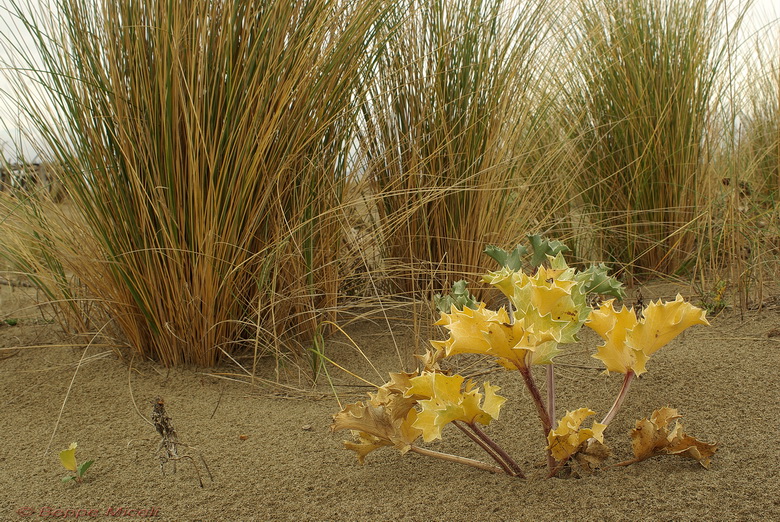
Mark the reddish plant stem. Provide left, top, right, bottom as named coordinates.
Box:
left=545, top=363, right=557, bottom=471
left=546, top=364, right=556, bottom=427
left=517, top=358, right=553, bottom=435
left=517, top=354, right=554, bottom=469
left=546, top=458, right=567, bottom=479
left=453, top=421, right=516, bottom=476
left=467, top=422, right=526, bottom=478
left=408, top=445, right=504, bottom=474
left=600, top=370, right=635, bottom=427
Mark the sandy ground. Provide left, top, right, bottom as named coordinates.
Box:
left=0, top=281, right=779, bottom=521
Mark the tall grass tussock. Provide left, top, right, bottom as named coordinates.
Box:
left=1, top=0, right=387, bottom=367
left=358, top=0, right=570, bottom=297
left=0, top=0, right=778, bottom=372
left=564, top=0, right=741, bottom=279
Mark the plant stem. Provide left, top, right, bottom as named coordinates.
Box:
left=408, top=445, right=504, bottom=474
left=546, top=363, right=557, bottom=471
left=600, top=370, right=635, bottom=427
left=465, top=421, right=526, bottom=478
left=518, top=357, right=553, bottom=435
left=613, top=458, right=641, bottom=467
left=546, top=459, right=568, bottom=479
left=517, top=353, right=554, bottom=469
left=546, top=364, right=556, bottom=426
left=453, top=421, right=515, bottom=476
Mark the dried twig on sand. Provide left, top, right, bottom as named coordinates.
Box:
left=150, top=397, right=212, bottom=487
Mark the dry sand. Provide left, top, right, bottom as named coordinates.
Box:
left=1, top=282, right=779, bottom=521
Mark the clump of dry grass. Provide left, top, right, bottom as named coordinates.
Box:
left=708, top=24, right=780, bottom=309
left=564, top=0, right=743, bottom=281
left=740, top=34, right=780, bottom=201
left=0, top=0, right=386, bottom=367
left=358, top=0, right=572, bottom=299
left=2, top=0, right=779, bottom=377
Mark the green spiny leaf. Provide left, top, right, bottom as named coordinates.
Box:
left=527, top=235, right=570, bottom=268
left=483, top=244, right=528, bottom=271
left=434, top=280, right=479, bottom=313
left=576, top=263, right=626, bottom=301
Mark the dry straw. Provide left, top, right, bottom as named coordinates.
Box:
left=358, top=0, right=572, bottom=298
left=0, top=0, right=778, bottom=374
left=563, top=0, right=745, bottom=280
left=1, top=0, right=388, bottom=367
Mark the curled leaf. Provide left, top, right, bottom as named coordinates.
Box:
left=588, top=295, right=709, bottom=375
left=576, top=263, right=626, bottom=301
left=573, top=439, right=611, bottom=473
left=547, top=408, right=606, bottom=462
left=627, top=407, right=717, bottom=468
left=416, top=346, right=446, bottom=372
left=482, top=266, right=522, bottom=300
left=432, top=303, right=535, bottom=369
left=331, top=373, right=422, bottom=463
left=59, top=442, right=78, bottom=473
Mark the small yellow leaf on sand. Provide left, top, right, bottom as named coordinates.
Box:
left=59, top=442, right=78, bottom=472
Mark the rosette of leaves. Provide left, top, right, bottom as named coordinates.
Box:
left=485, top=238, right=626, bottom=302
left=482, top=253, right=591, bottom=361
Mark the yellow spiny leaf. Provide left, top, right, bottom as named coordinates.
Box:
left=59, top=442, right=78, bottom=473
left=630, top=295, right=710, bottom=356
left=547, top=409, right=606, bottom=462
left=408, top=372, right=506, bottom=442
left=587, top=296, right=708, bottom=375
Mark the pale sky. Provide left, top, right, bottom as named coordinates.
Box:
left=0, top=0, right=778, bottom=163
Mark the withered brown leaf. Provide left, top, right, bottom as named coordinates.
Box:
left=626, top=407, right=717, bottom=468
left=573, top=439, right=612, bottom=473
left=331, top=372, right=422, bottom=463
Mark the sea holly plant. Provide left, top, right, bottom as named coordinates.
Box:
left=59, top=442, right=94, bottom=484
left=332, top=237, right=716, bottom=478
